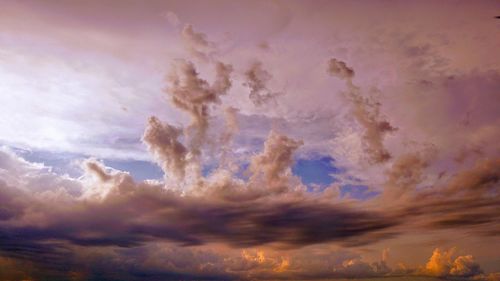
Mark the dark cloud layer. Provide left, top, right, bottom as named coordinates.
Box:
left=0, top=151, right=397, bottom=249
left=1, top=146, right=499, bottom=279
left=400, top=158, right=500, bottom=233
left=0, top=149, right=400, bottom=280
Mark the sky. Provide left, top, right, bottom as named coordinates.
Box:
left=0, top=0, right=499, bottom=280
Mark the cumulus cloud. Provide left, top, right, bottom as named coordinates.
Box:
left=83, top=158, right=112, bottom=182
left=422, top=248, right=482, bottom=277
left=142, top=116, right=188, bottom=181
left=243, top=61, right=283, bottom=106
left=249, top=131, right=303, bottom=189
left=165, top=59, right=233, bottom=158
left=327, top=58, right=397, bottom=163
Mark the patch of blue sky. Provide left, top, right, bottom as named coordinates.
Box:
left=202, top=163, right=217, bottom=177
left=16, top=148, right=164, bottom=181
left=234, top=162, right=251, bottom=181
left=103, top=159, right=163, bottom=181
left=17, top=149, right=83, bottom=177
left=292, top=156, right=342, bottom=188
left=291, top=155, right=378, bottom=200
left=17, top=149, right=379, bottom=200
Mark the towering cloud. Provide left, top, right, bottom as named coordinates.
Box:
left=165, top=59, right=233, bottom=157
left=249, top=131, right=303, bottom=189
left=327, top=58, right=397, bottom=163
left=142, top=116, right=188, bottom=180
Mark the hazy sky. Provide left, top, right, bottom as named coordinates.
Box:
left=0, top=0, right=499, bottom=280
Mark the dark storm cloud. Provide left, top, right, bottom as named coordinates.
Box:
left=0, top=170, right=399, bottom=250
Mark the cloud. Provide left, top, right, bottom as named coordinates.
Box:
left=166, top=59, right=233, bottom=158
left=219, top=106, right=240, bottom=170
left=249, top=131, right=303, bottom=189
left=395, top=157, right=500, bottom=233
left=1, top=1, right=500, bottom=279
left=83, top=158, right=113, bottom=182
left=383, top=151, right=432, bottom=199
left=243, top=61, right=283, bottom=106
left=327, top=58, right=355, bottom=81
left=333, top=258, right=381, bottom=278
left=327, top=58, right=397, bottom=163
left=1, top=67, right=498, bottom=278
left=444, top=157, right=500, bottom=195
left=221, top=106, right=239, bottom=146
left=422, top=248, right=482, bottom=278
left=163, top=11, right=180, bottom=27
left=0, top=149, right=497, bottom=280
left=142, top=116, right=188, bottom=181
left=0, top=148, right=399, bottom=253
left=486, top=272, right=500, bottom=281
left=181, top=24, right=215, bottom=61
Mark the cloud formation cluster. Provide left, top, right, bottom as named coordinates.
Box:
left=1, top=119, right=498, bottom=280
left=1, top=1, right=500, bottom=280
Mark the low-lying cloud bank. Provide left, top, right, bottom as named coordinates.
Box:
left=0, top=130, right=498, bottom=279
